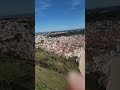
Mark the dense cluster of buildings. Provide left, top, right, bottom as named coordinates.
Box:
left=35, top=33, right=85, bottom=59
left=86, top=20, right=120, bottom=61
left=0, top=18, right=34, bottom=60
left=86, top=20, right=120, bottom=88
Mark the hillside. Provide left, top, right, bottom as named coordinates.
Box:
left=47, top=29, right=85, bottom=37
left=0, top=54, right=34, bottom=90
left=35, top=48, right=79, bottom=90
left=35, top=66, right=66, bottom=90
left=0, top=50, right=74, bottom=90
left=86, top=6, right=120, bottom=21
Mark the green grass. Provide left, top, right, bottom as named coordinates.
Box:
left=0, top=51, right=106, bottom=90
left=35, top=66, right=66, bottom=90
left=35, top=48, right=79, bottom=90
left=0, top=48, right=79, bottom=90
left=0, top=54, right=34, bottom=90
left=35, top=49, right=79, bottom=74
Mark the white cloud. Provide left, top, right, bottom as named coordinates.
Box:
left=40, top=1, right=51, bottom=10
left=35, top=0, right=51, bottom=12
left=71, top=0, right=81, bottom=9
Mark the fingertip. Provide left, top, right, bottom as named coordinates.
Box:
left=67, top=71, right=85, bottom=90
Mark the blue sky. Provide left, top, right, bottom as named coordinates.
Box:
left=35, top=0, right=85, bottom=32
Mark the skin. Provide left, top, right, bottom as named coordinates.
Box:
left=66, top=72, right=85, bottom=90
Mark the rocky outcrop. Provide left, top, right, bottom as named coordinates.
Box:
left=106, top=54, right=120, bottom=90
left=79, top=49, right=85, bottom=77
left=86, top=51, right=120, bottom=89
left=93, top=53, right=113, bottom=87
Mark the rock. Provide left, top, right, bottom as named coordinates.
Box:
left=90, top=53, right=120, bottom=89
left=106, top=55, right=120, bottom=90
left=79, top=49, right=85, bottom=77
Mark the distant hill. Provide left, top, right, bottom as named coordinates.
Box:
left=36, top=29, right=85, bottom=37
left=86, top=6, right=120, bottom=21
left=0, top=13, right=34, bottom=19
left=50, top=29, right=85, bottom=37
left=36, top=28, right=84, bottom=34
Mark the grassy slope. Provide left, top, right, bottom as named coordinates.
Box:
left=0, top=49, right=79, bottom=90
left=35, top=49, right=79, bottom=90
left=0, top=50, right=106, bottom=90
left=35, top=49, right=79, bottom=73
left=35, top=66, right=66, bottom=90
left=0, top=54, right=34, bottom=90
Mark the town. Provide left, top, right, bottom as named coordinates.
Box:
left=0, top=17, right=34, bottom=60
left=35, top=29, right=85, bottom=61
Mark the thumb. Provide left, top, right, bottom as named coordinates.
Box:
left=67, top=72, right=85, bottom=90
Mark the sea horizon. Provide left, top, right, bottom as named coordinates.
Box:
left=35, top=28, right=85, bottom=34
